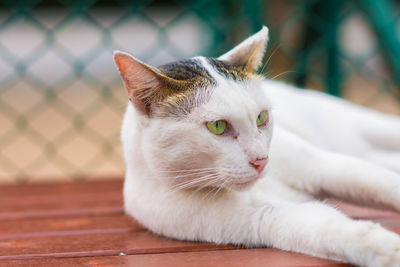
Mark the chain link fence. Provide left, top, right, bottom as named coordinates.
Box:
left=0, top=0, right=399, bottom=184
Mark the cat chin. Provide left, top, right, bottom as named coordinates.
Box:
left=226, top=176, right=260, bottom=191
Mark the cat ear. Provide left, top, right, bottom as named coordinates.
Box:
left=218, top=26, right=269, bottom=73
left=113, top=51, right=188, bottom=116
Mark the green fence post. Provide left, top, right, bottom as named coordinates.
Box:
left=324, top=0, right=343, bottom=96
left=356, top=0, right=400, bottom=87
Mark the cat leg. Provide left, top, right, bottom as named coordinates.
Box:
left=365, top=149, right=400, bottom=173
left=269, top=84, right=400, bottom=153
left=137, top=183, right=400, bottom=266
left=259, top=201, right=400, bottom=266
left=152, top=190, right=400, bottom=266
left=355, top=109, right=400, bottom=170
left=269, top=126, right=400, bottom=211
left=315, top=151, right=400, bottom=210
left=355, top=109, right=400, bottom=151
left=346, top=109, right=400, bottom=172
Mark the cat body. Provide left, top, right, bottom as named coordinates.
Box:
left=115, top=26, right=400, bottom=266
left=267, top=81, right=400, bottom=172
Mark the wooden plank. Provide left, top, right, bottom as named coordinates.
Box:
left=0, top=206, right=124, bottom=221
left=0, top=179, right=398, bottom=267
left=378, top=218, right=400, bottom=230
left=0, top=191, right=121, bottom=208
left=0, top=231, right=238, bottom=260
left=0, top=214, right=143, bottom=237
left=0, top=179, right=123, bottom=197
left=0, top=180, right=123, bottom=220
left=0, top=228, right=132, bottom=241
left=0, top=192, right=122, bottom=213
left=0, top=248, right=348, bottom=267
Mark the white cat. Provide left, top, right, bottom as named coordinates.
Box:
left=114, top=26, right=400, bottom=266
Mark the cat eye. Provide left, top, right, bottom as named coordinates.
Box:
left=256, top=111, right=268, bottom=127
left=206, top=120, right=227, bottom=135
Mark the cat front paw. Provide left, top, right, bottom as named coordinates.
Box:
left=381, top=254, right=400, bottom=267
left=355, top=222, right=400, bottom=267
left=370, top=251, right=400, bottom=267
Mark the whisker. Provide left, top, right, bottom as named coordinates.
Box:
left=200, top=175, right=228, bottom=201
left=171, top=170, right=216, bottom=179
left=159, top=167, right=218, bottom=174
left=212, top=182, right=226, bottom=197
left=210, top=179, right=230, bottom=200
left=260, top=45, right=281, bottom=74
left=171, top=176, right=216, bottom=189
left=201, top=186, right=220, bottom=202
left=167, top=174, right=220, bottom=193
left=271, top=70, right=296, bottom=81
left=193, top=177, right=221, bottom=193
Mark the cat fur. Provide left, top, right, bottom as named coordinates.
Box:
left=114, top=26, right=400, bottom=266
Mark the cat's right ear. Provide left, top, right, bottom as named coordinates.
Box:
left=114, top=51, right=171, bottom=116
left=114, top=51, right=192, bottom=116
left=113, top=51, right=158, bottom=115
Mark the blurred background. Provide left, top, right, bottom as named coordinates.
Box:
left=0, top=0, right=399, bottom=184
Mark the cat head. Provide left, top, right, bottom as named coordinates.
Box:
left=115, top=26, right=273, bottom=191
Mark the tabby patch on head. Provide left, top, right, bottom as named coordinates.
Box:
left=207, top=58, right=250, bottom=81
left=154, top=58, right=216, bottom=117
left=114, top=26, right=269, bottom=118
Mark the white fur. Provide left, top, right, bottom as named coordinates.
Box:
left=120, top=30, right=400, bottom=266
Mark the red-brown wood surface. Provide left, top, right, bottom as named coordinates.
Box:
left=0, top=179, right=399, bottom=266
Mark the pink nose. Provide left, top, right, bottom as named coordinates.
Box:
left=249, top=157, right=269, bottom=174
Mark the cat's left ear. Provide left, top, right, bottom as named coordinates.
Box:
left=218, top=26, right=269, bottom=73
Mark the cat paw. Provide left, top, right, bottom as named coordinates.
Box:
left=355, top=222, right=400, bottom=267
left=370, top=252, right=400, bottom=267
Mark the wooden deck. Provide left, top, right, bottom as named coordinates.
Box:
left=1, top=180, right=400, bottom=266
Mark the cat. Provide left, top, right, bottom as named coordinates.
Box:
left=114, top=26, right=400, bottom=266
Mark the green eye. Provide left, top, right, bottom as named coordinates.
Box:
left=206, top=120, right=227, bottom=135
left=256, top=111, right=268, bottom=126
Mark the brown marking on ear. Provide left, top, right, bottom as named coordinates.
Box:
left=218, top=26, right=269, bottom=74
left=114, top=52, right=192, bottom=116
left=114, top=52, right=156, bottom=114
left=244, top=40, right=264, bottom=73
